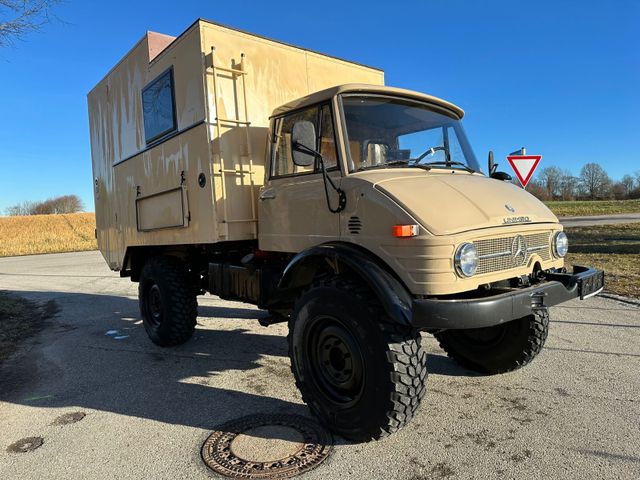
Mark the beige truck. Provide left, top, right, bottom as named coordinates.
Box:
left=88, top=19, right=604, bottom=441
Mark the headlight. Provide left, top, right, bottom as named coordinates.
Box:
left=553, top=231, right=569, bottom=257
left=455, top=243, right=478, bottom=277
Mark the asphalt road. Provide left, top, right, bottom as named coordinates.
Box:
left=0, top=251, right=639, bottom=479
left=559, top=213, right=640, bottom=227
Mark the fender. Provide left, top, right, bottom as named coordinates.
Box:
left=277, top=242, right=413, bottom=326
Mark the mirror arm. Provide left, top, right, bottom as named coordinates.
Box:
left=293, top=142, right=345, bottom=214
left=318, top=155, right=346, bottom=214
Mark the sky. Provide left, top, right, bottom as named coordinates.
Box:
left=0, top=0, right=638, bottom=213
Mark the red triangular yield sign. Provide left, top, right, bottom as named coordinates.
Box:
left=507, top=155, right=542, bottom=187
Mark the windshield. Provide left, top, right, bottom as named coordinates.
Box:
left=341, top=95, right=480, bottom=173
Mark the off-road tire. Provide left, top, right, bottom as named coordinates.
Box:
left=434, top=309, right=549, bottom=374
left=138, top=256, right=197, bottom=347
left=288, top=276, right=428, bottom=442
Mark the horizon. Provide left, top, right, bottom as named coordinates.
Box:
left=0, top=0, right=638, bottom=213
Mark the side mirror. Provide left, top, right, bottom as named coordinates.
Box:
left=291, top=120, right=317, bottom=167
left=488, top=150, right=512, bottom=181
left=491, top=171, right=512, bottom=181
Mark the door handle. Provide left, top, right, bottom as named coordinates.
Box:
left=259, top=189, right=276, bottom=200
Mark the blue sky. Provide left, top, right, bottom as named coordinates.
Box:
left=0, top=0, right=638, bottom=213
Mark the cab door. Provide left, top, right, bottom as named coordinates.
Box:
left=259, top=103, right=341, bottom=252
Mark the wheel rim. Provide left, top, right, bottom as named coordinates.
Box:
left=307, top=317, right=365, bottom=407
left=147, top=284, right=163, bottom=327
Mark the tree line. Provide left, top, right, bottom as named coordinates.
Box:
left=521, top=162, right=640, bottom=201
left=5, top=195, right=84, bottom=216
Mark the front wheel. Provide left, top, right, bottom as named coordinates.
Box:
left=434, top=309, right=549, bottom=374
left=288, top=277, right=427, bottom=442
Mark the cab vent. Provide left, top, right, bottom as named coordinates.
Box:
left=348, top=216, right=362, bottom=234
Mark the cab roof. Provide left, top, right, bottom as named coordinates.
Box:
left=270, top=84, right=465, bottom=119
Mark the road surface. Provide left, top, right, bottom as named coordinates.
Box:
left=560, top=213, right=640, bottom=227
left=0, top=251, right=638, bottom=479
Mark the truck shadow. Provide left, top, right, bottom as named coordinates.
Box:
left=0, top=290, right=310, bottom=441
left=0, top=289, right=471, bottom=442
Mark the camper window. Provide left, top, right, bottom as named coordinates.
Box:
left=142, top=69, right=177, bottom=144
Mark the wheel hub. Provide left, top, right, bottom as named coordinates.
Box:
left=321, top=334, right=353, bottom=382
left=310, top=321, right=364, bottom=405
left=148, top=284, right=162, bottom=325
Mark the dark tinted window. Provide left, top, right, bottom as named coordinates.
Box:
left=142, top=69, right=176, bottom=143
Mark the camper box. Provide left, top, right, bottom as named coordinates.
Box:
left=88, top=19, right=384, bottom=270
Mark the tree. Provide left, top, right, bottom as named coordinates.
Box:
left=4, top=194, right=83, bottom=216
left=611, top=182, right=627, bottom=200
left=559, top=170, right=579, bottom=200
left=621, top=174, right=635, bottom=197
left=4, top=200, right=34, bottom=216
left=538, top=166, right=563, bottom=199
left=524, top=180, right=548, bottom=200
left=579, top=163, right=611, bottom=199
left=0, top=0, right=60, bottom=48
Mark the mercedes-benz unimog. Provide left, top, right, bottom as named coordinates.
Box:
left=88, top=19, right=604, bottom=442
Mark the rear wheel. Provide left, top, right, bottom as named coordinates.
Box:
left=434, top=309, right=549, bottom=374
left=138, top=256, right=197, bottom=347
left=288, top=276, right=427, bottom=442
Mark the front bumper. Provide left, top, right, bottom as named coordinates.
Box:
left=411, top=265, right=604, bottom=330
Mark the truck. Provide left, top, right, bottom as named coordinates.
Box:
left=88, top=19, right=604, bottom=442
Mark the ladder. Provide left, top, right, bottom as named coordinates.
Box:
left=206, top=46, right=258, bottom=239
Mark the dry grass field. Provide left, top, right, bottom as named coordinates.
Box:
left=545, top=198, right=640, bottom=217
left=0, top=212, right=97, bottom=257
left=565, top=223, right=639, bottom=298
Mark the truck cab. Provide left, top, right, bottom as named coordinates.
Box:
left=259, top=84, right=566, bottom=297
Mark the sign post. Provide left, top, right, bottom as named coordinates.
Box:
left=506, top=152, right=542, bottom=188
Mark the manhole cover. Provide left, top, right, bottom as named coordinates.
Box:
left=202, top=414, right=333, bottom=479
left=52, top=412, right=86, bottom=426
left=7, top=437, right=44, bottom=453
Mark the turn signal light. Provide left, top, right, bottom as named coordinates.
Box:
left=392, top=224, right=419, bottom=237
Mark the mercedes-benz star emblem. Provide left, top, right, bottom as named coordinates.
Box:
left=511, top=235, right=528, bottom=266
left=505, top=203, right=516, bottom=213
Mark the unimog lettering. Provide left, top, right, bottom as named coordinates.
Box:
left=88, top=19, right=604, bottom=442
left=503, top=216, right=532, bottom=224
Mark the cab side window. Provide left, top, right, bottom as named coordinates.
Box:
left=271, top=103, right=339, bottom=177
left=272, top=106, right=319, bottom=177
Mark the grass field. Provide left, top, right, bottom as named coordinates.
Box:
left=545, top=199, right=640, bottom=217
left=0, top=212, right=97, bottom=257
left=565, top=223, right=639, bottom=298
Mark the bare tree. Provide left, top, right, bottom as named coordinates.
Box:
left=579, top=163, right=611, bottom=200
left=559, top=170, right=579, bottom=200
left=0, top=0, right=61, bottom=48
left=4, top=200, right=34, bottom=216
left=611, top=182, right=627, bottom=200
left=621, top=174, right=635, bottom=197
left=538, top=166, right=563, bottom=199
left=54, top=194, right=83, bottom=213
left=524, top=180, right=548, bottom=200
left=4, top=194, right=83, bottom=216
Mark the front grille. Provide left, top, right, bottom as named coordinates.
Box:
left=474, top=232, right=551, bottom=275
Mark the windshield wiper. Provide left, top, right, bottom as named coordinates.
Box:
left=357, top=159, right=409, bottom=171
left=421, top=161, right=476, bottom=173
